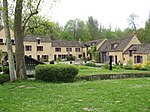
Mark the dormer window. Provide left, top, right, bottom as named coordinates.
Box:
left=111, top=43, right=118, bottom=50
left=37, top=37, right=41, bottom=44
left=91, top=42, right=96, bottom=46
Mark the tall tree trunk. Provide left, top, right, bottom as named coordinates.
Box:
left=14, top=0, right=27, bottom=79
left=2, top=0, right=17, bottom=81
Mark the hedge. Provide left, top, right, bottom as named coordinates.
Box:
left=0, top=74, right=10, bottom=84
left=35, top=64, right=79, bottom=82
left=77, top=73, right=150, bottom=81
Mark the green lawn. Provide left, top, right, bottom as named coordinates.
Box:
left=78, top=66, right=150, bottom=76
left=0, top=78, right=150, bottom=112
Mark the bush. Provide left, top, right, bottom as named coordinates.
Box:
left=35, top=64, right=79, bottom=82
left=0, top=74, right=10, bottom=84
left=0, top=66, right=2, bottom=72
left=2, top=66, right=9, bottom=74
left=84, top=63, right=96, bottom=67
left=103, top=62, right=109, bottom=69
left=133, top=64, right=142, bottom=70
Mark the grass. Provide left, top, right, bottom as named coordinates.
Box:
left=0, top=78, right=150, bottom=112
left=78, top=66, right=150, bottom=76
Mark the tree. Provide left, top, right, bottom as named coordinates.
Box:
left=2, top=0, right=17, bottom=81
left=63, top=18, right=91, bottom=41
left=144, top=13, right=150, bottom=43
left=127, top=13, right=139, bottom=31
left=26, top=16, right=62, bottom=40
left=87, top=16, right=100, bottom=39
left=14, top=0, right=27, bottom=79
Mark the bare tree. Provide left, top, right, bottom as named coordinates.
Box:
left=127, top=13, right=139, bottom=31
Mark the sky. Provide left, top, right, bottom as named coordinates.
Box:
left=41, top=0, right=150, bottom=30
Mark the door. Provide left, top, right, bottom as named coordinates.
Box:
left=115, top=55, right=117, bottom=64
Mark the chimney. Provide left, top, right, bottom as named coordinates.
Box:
left=132, top=31, right=137, bottom=36
left=78, top=38, right=81, bottom=43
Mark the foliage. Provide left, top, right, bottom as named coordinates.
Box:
left=35, top=64, right=79, bottom=82
left=113, top=64, right=123, bottom=69
left=66, top=54, right=76, bottom=61
left=103, top=62, right=109, bottom=69
left=26, top=16, right=62, bottom=40
left=86, top=16, right=99, bottom=39
left=124, top=59, right=133, bottom=69
left=84, top=63, right=96, bottom=67
left=0, top=50, right=2, bottom=64
left=2, top=66, right=9, bottom=74
left=133, top=64, right=142, bottom=70
left=0, top=74, right=10, bottom=84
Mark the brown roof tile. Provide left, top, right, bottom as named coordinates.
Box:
left=51, top=40, right=85, bottom=47
left=24, top=36, right=51, bottom=42
left=99, top=36, right=133, bottom=52
left=124, top=44, right=150, bottom=54
left=85, top=39, right=105, bottom=46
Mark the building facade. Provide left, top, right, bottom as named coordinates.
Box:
left=1, top=26, right=149, bottom=65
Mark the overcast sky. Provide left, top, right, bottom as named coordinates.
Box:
left=41, top=0, right=150, bottom=30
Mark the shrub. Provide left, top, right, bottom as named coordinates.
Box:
left=0, top=74, right=10, bottom=84
left=84, top=63, right=96, bottom=67
left=124, top=59, right=133, bottom=70
left=113, top=64, right=123, bottom=69
left=0, top=66, right=2, bottom=72
left=35, top=64, right=79, bottom=82
left=103, top=62, right=109, bottom=69
left=50, top=60, right=55, bottom=64
left=2, top=66, right=9, bottom=74
left=133, top=64, right=142, bottom=70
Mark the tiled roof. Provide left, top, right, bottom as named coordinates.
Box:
left=51, top=40, right=85, bottom=47
left=85, top=39, right=105, bottom=46
left=124, top=44, right=150, bottom=54
left=99, top=36, right=134, bottom=52
left=24, top=36, right=51, bottom=42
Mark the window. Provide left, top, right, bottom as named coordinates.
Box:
left=29, top=55, right=32, bottom=58
left=111, top=44, right=118, bottom=50
left=66, top=48, right=72, bottom=52
left=42, top=55, right=48, bottom=61
left=129, top=50, right=132, bottom=57
left=134, top=56, right=143, bottom=64
left=37, top=55, right=40, bottom=61
left=75, top=48, right=80, bottom=52
left=55, top=48, right=61, bottom=52
left=11, top=40, right=15, bottom=45
left=25, top=45, right=32, bottom=51
left=37, top=46, right=43, bottom=51
left=78, top=54, right=82, bottom=58
left=0, top=39, right=4, bottom=45
left=37, top=38, right=41, bottom=44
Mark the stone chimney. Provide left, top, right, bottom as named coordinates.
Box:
left=132, top=31, right=137, bottom=36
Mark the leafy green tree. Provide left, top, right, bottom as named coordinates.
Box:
left=26, top=16, right=62, bottom=40
left=63, top=18, right=91, bottom=41
left=144, top=15, right=150, bottom=43
left=87, top=16, right=99, bottom=39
